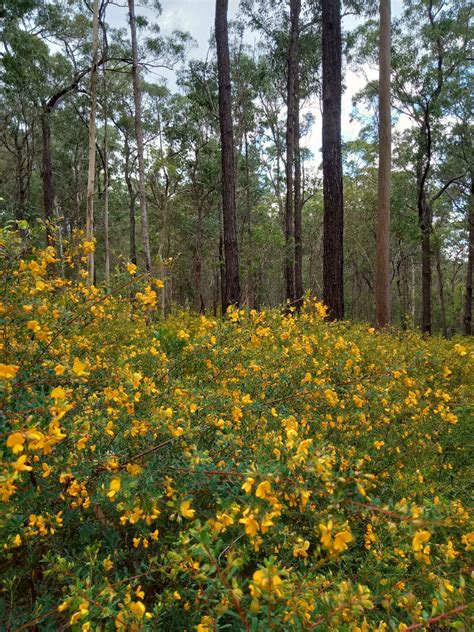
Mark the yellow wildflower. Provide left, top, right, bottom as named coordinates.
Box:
left=180, top=500, right=196, bottom=519
left=239, top=510, right=259, bottom=537
left=0, top=364, right=19, bottom=380
left=293, top=538, right=310, bottom=558
left=13, top=455, right=32, bottom=472
left=50, top=386, right=67, bottom=400
left=107, top=477, right=121, bottom=499
left=242, top=477, right=255, bottom=493
left=255, top=480, right=271, bottom=499
left=72, top=357, right=89, bottom=376
left=6, top=432, right=25, bottom=454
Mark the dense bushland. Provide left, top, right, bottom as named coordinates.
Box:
left=1, top=234, right=473, bottom=630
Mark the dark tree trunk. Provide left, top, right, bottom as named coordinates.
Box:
left=219, top=222, right=226, bottom=315
left=41, top=109, right=54, bottom=238
left=464, top=176, right=474, bottom=335
left=244, top=131, right=254, bottom=309
left=285, top=0, right=300, bottom=304
left=322, top=0, right=344, bottom=320
left=435, top=241, right=448, bottom=338
left=418, top=185, right=432, bottom=334
left=375, top=0, right=391, bottom=328
left=39, top=63, right=95, bottom=243
left=15, top=137, right=28, bottom=216
left=193, top=201, right=205, bottom=313
left=215, top=0, right=241, bottom=309
left=294, top=71, right=303, bottom=305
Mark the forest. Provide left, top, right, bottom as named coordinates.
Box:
left=1, top=0, right=472, bottom=332
left=0, top=0, right=473, bottom=630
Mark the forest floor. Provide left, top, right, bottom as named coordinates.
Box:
left=1, top=241, right=473, bottom=631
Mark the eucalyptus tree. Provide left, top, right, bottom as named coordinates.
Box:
left=321, top=0, right=346, bottom=320
left=128, top=0, right=152, bottom=271
left=86, top=0, right=100, bottom=283
left=216, top=0, right=241, bottom=308
left=1, top=0, right=106, bottom=244
left=350, top=0, right=470, bottom=333
left=391, top=0, right=470, bottom=333
left=375, top=0, right=391, bottom=328
left=241, top=0, right=320, bottom=305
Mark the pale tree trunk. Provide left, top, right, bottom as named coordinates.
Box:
left=101, top=10, right=110, bottom=287
left=157, top=118, right=167, bottom=312
left=215, top=0, right=241, bottom=308
left=103, top=96, right=110, bottom=286
left=464, top=176, right=473, bottom=335
left=85, top=0, right=99, bottom=285
left=322, top=0, right=344, bottom=320
left=128, top=0, right=152, bottom=271
left=375, top=0, right=391, bottom=328
left=124, top=138, right=137, bottom=265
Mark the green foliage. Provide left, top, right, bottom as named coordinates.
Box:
left=1, top=237, right=472, bottom=630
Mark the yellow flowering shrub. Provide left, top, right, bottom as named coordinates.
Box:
left=0, top=232, right=473, bottom=630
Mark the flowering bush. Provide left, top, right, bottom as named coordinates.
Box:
left=1, top=232, right=473, bottom=630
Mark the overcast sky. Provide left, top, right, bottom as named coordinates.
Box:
left=106, top=0, right=405, bottom=165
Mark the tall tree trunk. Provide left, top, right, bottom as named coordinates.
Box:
left=419, top=187, right=432, bottom=334
left=464, top=176, right=473, bottom=335
left=41, top=110, right=54, bottom=240
left=124, top=139, right=137, bottom=265
left=411, top=257, right=417, bottom=328
left=193, top=198, right=204, bottom=313
left=85, top=0, right=99, bottom=285
left=101, top=9, right=110, bottom=287
left=215, top=0, right=240, bottom=308
left=103, top=97, right=110, bottom=286
left=285, top=0, right=300, bottom=305
left=322, top=0, right=344, bottom=320
left=434, top=240, right=448, bottom=337
left=244, top=130, right=254, bottom=309
left=218, top=219, right=226, bottom=315
left=128, top=0, right=152, bottom=271
left=375, top=0, right=391, bottom=328
left=294, top=71, right=303, bottom=305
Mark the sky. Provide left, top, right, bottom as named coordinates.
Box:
left=107, top=0, right=406, bottom=165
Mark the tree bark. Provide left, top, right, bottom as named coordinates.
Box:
left=128, top=0, right=152, bottom=271
left=101, top=7, right=110, bottom=287
left=322, top=0, right=344, bottom=320
left=418, top=178, right=432, bottom=334
left=434, top=240, right=448, bottom=337
left=85, top=0, right=99, bottom=285
left=215, top=0, right=240, bottom=309
left=375, top=0, right=391, bottom=328
left=244, top=130, right=254, bottom=309
left=218, top=220, right=227, bottom=315
left=124, top=138, right=137, bottom=265
left=285, top=0, right=300, bottom=305
left=294, top=70, right=303, bottom=305
left=41, top=110, right=54, bottom=238
left=464, top=176, right=474, bottom=335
